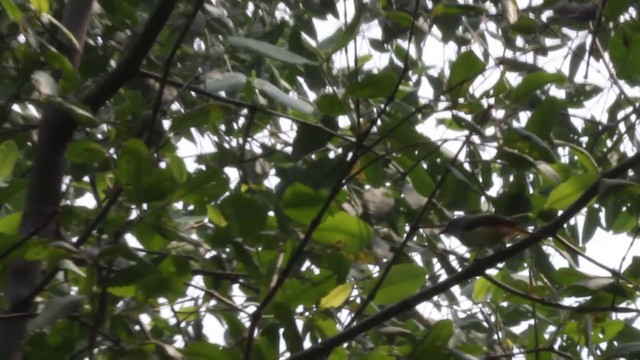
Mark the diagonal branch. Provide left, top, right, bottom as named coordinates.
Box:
left=289, top=151, right=640, bottom=359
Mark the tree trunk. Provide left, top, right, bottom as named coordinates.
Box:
left=0, top=2, right=94, bottom=359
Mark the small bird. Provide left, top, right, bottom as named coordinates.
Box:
left=439, top=214, right=526, bottom=248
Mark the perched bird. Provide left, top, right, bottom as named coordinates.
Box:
left=439, top=214, right=526, bottom=248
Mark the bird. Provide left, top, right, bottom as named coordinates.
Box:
left=439, top=214, right=527, bottom=248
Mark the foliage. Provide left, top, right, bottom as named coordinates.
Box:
left=1, top=0, right=640, bottom=359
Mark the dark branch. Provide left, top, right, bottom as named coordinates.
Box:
left=289, top=151, right=640, bottom=359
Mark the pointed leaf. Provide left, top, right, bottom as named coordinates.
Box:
left=373, top=263, right=427, bottom=305
left=219, top=193, right=268, bottom=239
left=65, top=139, right=107, bottom=164
left=0, top=140, right=19, bottom=181
left=317, top=6, right=363, bottom=56
left=319, top=283, right=353, bottom=309
left=525, top=96, right=561, bottom=140
left=345, top=71, right=398, bottom=100
left=610, top=26, right=640, bottom=82
left=511, top=71, right=566, bottom=103
left=313, top=211, right=373, bottom=252
left=254, top=78, right=314, bottom=113
left=545, top=173, right=597, bottom=210
left=204, top=72, right=247, bottom=93
left=228, top=36, right=313, bottom=65
left=448, top=50, right=486, bottom=99
left=503, top=127, right=557, bottom=163
left=28, top=295, right=84, bottom=331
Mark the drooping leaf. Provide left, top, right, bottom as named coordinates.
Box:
left=372, top=263, right=427, bottom=305
left=1, top=0, right=22, bottom=22
left=204, top=72, right=247, bottom=93
left=65, top=139, right=107, bottom=164
left=409, top=320, right=454, bottom=359
left=282, top=182, right=333, bottom=225
left=503, top=127, right=557, bottom=163
left=432, top=3, right=487, bottom=16
left=254, top=78, right=314, bottom=113
left=0, top=140, right=19, bottom=181
left=345, top=71, right=398, bottom=99
left=511, top=71, right=566, bottom=103
left=218, top=193, right=268, bottom=239
left=317, top=6, right=363, bottom=56
left=313, top=211, right=373, bottom=252
left=525, top=96, right=561, bottom=140
left=319, top=283, right=353, bottom=309
left=116, top=139, right=177, bottom=203
left=448, top=50, right=486, bottom=99
left=227, top=36, right=314, bottom=65
left=545, top=173, right=598, bottom=210
left=610, top=25, right=640, bottom=83
left=28, top=295, right=84, bottom=331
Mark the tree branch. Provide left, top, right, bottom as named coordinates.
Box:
left=289, top=151, right=640, bottom=359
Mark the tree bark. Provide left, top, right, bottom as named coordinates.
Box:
left=0, top=1, right=182, bottom=358
left=0, top=2, right=94, bottom=359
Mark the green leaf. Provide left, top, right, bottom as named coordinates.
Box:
left=0, top=212, right=21, bottom=235
left=0, top=140, right=19, bottom=181
left=511, top=71, right=566, bottom=104
left=409, top=320, right=453, bottom=359
left=612, top=211, right=636, bottom=233
left=373, top=263, right=427, bottom=305
left=566, top=83, right=603, bottom=107
left=54, top=99, right=100, bottom=127
left=534, top=161, right=562, bottom=184
left=167, top=153, right=187, bottom=182
left=394, top=156, right=435, bottom=197
left=552, top=267, right=591, bottom=286
left=254, top=78, right=314, bottom=113
left=313, top=211, right=373, bottom=252
left=28, top=295, right=84, bottom=331
left=472, top=277, right=496, bottom=302
left=316, top=94, right=347, bottom=117
left=0, top=0, right=22, bottom=22
left=207, top=205, right=228, bottom=227
left=604, top=0, right=632, bottom=22
left=602, top=342, right=640, bottom=359
left=385, top=11, right=414, bottom=28
left=510, top=17, right=538, bottom=35
left=227, top=36, right=314, bottom=65
left=29, top=0, right=48, bottom=13
left=448, top=50, right=486, bottom=99
left=282, top=183, right=334, bottom=225
left=292, top=117, right=337, bottom=160
left=562, top=142, right=599, bottom=175
left=610, top=25, right=640, bottom=82
left=581, top=206, right=600, bottom=244
left=204, top=72, right=247, bottom=93
left=564, top=318, right=624, bottom=346
left=503, top=127, right=557, bottom=163
left=545, top=173, right=598, bottom=210
left=317, top=6, right=363, bottom=56
left=432, top=3, right=487, bottom=16
left=182, top=342, right=240, bottom=359
left=277, top=274, right=336, bottom=307
left=598, top=179, right=640, bottom=198
left=525, top=96, right=561, bottom=140
left=65, top=140, right=107, bottom=164
left=116, top=140, right=154, bottom=192
left=345, top=71, right=398, bottom=99
left=116, top=140, right=177, bottom=203
left=219, top=193, right=268, bottom=239
left=319, top=283, right=353, bottom=309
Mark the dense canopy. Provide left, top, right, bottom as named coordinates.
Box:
left=1, top=0, right=640, bottom=359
